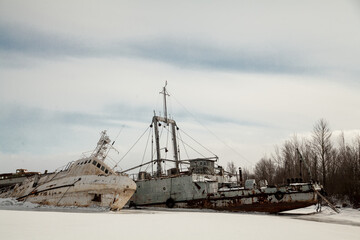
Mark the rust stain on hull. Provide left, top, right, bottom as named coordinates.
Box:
left=184, top=198, right=317, bottom=213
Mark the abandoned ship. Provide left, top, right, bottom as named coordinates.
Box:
left=0, top=130, right=136, bottom=210
left=122, top=83, right=322, bottom=213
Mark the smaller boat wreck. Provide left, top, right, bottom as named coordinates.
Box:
left=123, top=83, right=323, bottom=213
left=0, top=131, right=136, bottom=210
left=0, top=169, right=40, bottom=189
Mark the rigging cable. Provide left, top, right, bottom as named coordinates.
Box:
left=112, top=126, right=150, bottom=170
left=163, top=127, right=207, bottom=158
left=170, top=92, right=253, bottom=166
left=139, top=127, right=152, bottom=172
left=177, top=130, right=190, bottom=159
left=165, top=124, right=169, bottom=159
left=179, top=128, right=217, bottom=158
left=150, top=127, right=154, bottom=174
left=176, top=129, right=181, bottom=166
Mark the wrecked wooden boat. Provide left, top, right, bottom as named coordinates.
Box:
left=123, top=83, right=322, bottom=213
left=0, top=131, right=136, bottom=210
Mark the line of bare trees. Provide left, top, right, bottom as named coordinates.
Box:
left=249, top=119, right=359, bottom=207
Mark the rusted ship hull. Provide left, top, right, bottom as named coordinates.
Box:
left=129, top=174, right=320, bottom=213
left=1, top=174, right=136, bottom=210
left=175, top=191, right=317, bottom=213
left=136, top=197, right=317, bottom=213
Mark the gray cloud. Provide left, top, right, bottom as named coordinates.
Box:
left=0, top=24, right=91, bottom=58
left=0, top=104, right=113, bottom=154
left=2, top=21, right=359, bottom=81
left=0, top=24, right=321, bottom=75
left=119, top=40, right=312, bottom=75
left=0, top=102, right=271, bottom=155
left=162, top=108, right=270, bottom=129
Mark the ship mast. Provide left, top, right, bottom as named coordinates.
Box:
left=161, top=83, right=169, bottom=123
left=153, top=82, right=179, bottom=177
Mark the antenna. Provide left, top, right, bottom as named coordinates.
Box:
left=159, top=81, right=169, bottom=123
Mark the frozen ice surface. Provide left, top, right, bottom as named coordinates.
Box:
left=0, top=198, right=359, bottom=240
left=0, top=198, right=109, bottom=212
left=282, top=205, right=360, bottom=227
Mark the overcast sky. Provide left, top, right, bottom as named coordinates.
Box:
left=1, top=0, right=360, bottom=173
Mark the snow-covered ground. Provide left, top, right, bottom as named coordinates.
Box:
left=0, top=198, right=359, bottom=240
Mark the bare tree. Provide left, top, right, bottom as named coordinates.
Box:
left=312, top=118, right=332, bottom=189
left=254, top=120, right=359, bottom=207
left=254, top=157, right=276, bottom=184
left=242, top=167, right=255, bottom=181
left=226, top=161, right=237, bottom=176
left=281, top=135, right=299, bottom=180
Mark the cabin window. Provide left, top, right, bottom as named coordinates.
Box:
left=101, top=166, right=105, bottom=171
left=92, top=160, right=97, bottom=165
left=97, top=163, right=101, bottom=168
left=88, top=160, right=92, bottom=164
left=105, top=169, right=109, bottom=174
